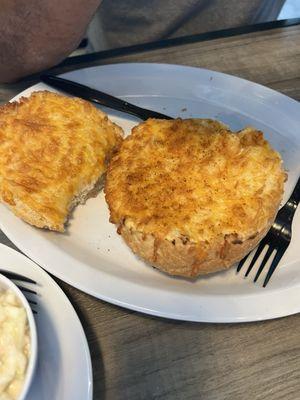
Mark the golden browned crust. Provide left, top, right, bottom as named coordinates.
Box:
left=0, top=91, right=123, bottom=231
left=105, top=118, right=285, bottom=277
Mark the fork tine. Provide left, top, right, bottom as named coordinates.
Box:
left=25, top=300, right=38, bottom=314
left=16, top=285, right=37, bottom=295
left=27, top=299, right=37, bottom=305
left=237, top=254, right=249, bottom=272
left=254, top=246, right=274, bottom=282
left=0, top=270, right=36, bottom=284
left=244, top=239, right=267, bottom=277
left=263, top=249, right=285, bottom=287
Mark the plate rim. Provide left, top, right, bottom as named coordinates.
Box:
left=61, top=62, right=300, bottom=111
left=0, top=243, right=93, bottom=399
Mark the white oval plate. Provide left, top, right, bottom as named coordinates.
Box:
left=0, top=63, right=299, bottom=323
left=0, top=244, right=93, bottom=399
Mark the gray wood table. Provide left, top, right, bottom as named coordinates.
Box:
left=0, top=20, right=299, bottom=400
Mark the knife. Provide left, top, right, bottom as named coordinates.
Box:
left=40, top=74, right=173, bottom=121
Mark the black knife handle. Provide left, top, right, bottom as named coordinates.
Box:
left=40, top=74, right=173, bottom=121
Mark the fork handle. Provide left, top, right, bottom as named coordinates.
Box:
left=289, top=176, right=300, bottom=205
left=282, top=175, right=300, bottom=221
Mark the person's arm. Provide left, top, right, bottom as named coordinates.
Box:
left=0, top=0, right=101, bottom=83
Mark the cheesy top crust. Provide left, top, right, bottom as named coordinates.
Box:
left=0, top=91, right=123, bottom=230
left=105, top=118, right=285, bottom=243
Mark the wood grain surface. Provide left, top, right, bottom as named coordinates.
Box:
left=0, top=25, right=299, bottom=400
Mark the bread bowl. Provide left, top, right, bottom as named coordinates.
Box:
left=105, top=118, right=285, bottom=277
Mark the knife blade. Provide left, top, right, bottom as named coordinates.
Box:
left=40, top=74, right=172, bottom=121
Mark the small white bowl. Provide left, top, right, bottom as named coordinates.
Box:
left=0, top=273, right=38, bottom=400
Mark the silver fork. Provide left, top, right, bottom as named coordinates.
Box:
left=237, top=176, right=300, bottom=287
left=0, top=270, right=38, bottom=313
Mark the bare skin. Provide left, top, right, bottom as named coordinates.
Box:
left=0, top=0, right=101, bottom=83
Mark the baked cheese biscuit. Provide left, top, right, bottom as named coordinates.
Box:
left=105, top=118, right=285, bottom=277
left=0, top=91, right=123, bottom=231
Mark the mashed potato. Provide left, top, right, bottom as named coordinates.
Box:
left=0, top=289, right=30, bottom=400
